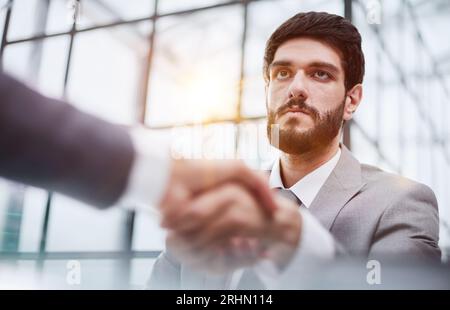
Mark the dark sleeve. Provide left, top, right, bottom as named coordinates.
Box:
left=0, top=72, right=135, bottom=208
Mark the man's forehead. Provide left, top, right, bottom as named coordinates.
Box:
left=273, top=37, right=343, bottom=70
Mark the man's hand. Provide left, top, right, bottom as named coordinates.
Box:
left=159, top=159, right=277, bottom=228
left=163, top=183, right=302, bottom=274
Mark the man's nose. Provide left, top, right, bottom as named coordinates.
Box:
left=287, top=71, right=308, bottom=100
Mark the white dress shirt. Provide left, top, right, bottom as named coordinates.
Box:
left=269, top=147, right=341, bottom=208
left=117, top=127, right=171, bottom=214
left=231, top=147, right=341, bottom=289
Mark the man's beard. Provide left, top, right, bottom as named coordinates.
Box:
left=267, top=97, right=345, bottom=154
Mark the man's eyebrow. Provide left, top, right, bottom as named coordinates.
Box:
left=269, top=60, right=340, bottom=75
left=308, top=61, right=340, bottom=74
left=269, top=60, right=293, bottom=70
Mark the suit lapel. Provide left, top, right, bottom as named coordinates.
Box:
left=308, top=145, right=365, bottom=230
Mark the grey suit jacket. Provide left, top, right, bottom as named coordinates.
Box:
left=148, top=145, right=440, bottom=289
left=0, top=72, right=135, bottom=207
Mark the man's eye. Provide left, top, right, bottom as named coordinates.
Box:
left=276, top=70, right=291, bottom=80
left=313, top=70, right=331, bottom=80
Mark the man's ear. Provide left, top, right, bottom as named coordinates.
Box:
left=343, top=84, right=363, bottom=122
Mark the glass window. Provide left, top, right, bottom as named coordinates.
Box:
left=145, top=6, right=243, bottom=126
left=72, top=0, right=155, bottom=28
left=350, top=122, right=381, bottom=168
left=133, top=213, right=166, bottom=252
left=7, top=0, right=43, bottom=41
left=352, top=0, right=450, bottom=254
left=158, top=0, right=227, bottom=14
left=2, top=41, right=34, bottom=82
left=46, top=0, right=74, bottom=34
left=2, top=35, right=69, bottom=98
left=46, top=195, right=126, bottom=252
left=0, top=181, right=15, bottom=250
left=67, top=22, right=152, bottom=125
left=0, top=184, right=26, bottom=252
left=0, top=1, right=6, bottom=39
left=18, top=187, right=48, bottom=252
left=0, top=181, right=8, bottom=232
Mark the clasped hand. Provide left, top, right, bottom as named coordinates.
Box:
left=158, top=159, right=302, bottom=274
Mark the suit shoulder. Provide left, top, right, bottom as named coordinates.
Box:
left=360, top=163, right=436, bottom=202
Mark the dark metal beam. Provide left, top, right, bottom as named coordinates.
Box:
left=235, top=0, right=249, bottom=156
left=38, top=1, right=80, bottom=271
left=27, top=0, right=50, bottom=83
left=0, top=250, right=161, bottom=260
left=344, top=0, right=353, bottom=21
left=0, top=0, right=13, bottom=69
left=137, top=0, right=158, bottom=124
left=4, top=0, right=262, bottom=45
left=343, top=0, right=353, bottom=150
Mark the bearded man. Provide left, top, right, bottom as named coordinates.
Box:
left=149, top=11, right=440, bottom=290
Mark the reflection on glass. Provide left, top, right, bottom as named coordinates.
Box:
left=158, top=0, right=227, bottom=14
left=46, top=195, right=126, bottom=252
left=18, top=188, right=48, bottom=252
left=350, top=124, right=380, bottom=167
left=2, top=41, right=33, bottom=81
left=3, top=36, right=69, bottom=98
left=7, top=0, right=42, bottom=40
left=68, top=23, right=152, bottom=125
left=133, top=213, right=165, bottom=252
left=46, top=0, right=74, bottom=34
left=0, top=180, right=13, bottom=251
left=146, top=7, right=243, bottom=126
left=36, top=35, right=69, bottom=98
left=0, top=181, right=8, bottom=234
left=0, top=4, right=5, bottom=39
left=72, top=0, right=155, bottom=29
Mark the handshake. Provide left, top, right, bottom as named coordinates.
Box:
left=158, top=159, right=303, bottom=274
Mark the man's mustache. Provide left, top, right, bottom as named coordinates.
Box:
left=276, top=98, right=320, bottom=120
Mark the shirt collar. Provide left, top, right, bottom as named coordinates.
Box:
left=269, top=147, right=341, bottom=208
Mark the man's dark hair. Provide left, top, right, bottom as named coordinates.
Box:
left=263, top=11, right=365, bottom=90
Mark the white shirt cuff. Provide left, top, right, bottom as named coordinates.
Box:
left=254, top=208, right=336, bottom=289
left=293, top=208, right=336, bottom=260
left=117, top=127, right=171, bottom=214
